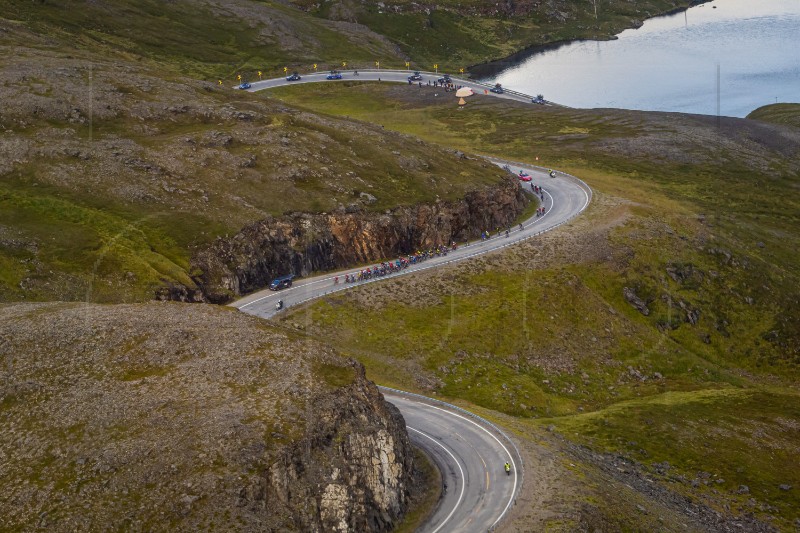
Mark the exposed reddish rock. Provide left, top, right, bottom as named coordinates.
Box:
left=182, top=176, right=528, bottom=303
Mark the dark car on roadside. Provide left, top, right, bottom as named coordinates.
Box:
left=238, top=82, right=252, bottom=90
left=286, top=72, right=301, bottom=81
left=489, top=83, right=504, bottom=94
left=326, top=70, right=343, bottom=80
left=408, top=71, right=422, bottom=81
left=269, top=274, right=295, bottom=291
left=437, top=75, right=451, bottom=84
left=532, top=94, right=546, bottom=104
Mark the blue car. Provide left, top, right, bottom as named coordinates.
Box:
left=269, top=274, right=295, bottom=291
left=286, top=72, right=301, bottom=81
left=408, top=71, right=422, bottom=81
left=489, top=83, right=504, bottom=94
left=238, top=82, right=252, bottom=90
left=326, top=71, right=343, bottom=80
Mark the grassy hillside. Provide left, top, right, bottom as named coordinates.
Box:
left=272, top=83, right=800, bottom=529
left=0, top=301, right=415, bottom=531
left=0, top=0, right=402, bottom=79
left=748, top=103, right=800, bottom=129
left=3, top=0, right=799, bottom=527
left=0, top=0, right=721, bottom=303
left=0, top=21, right=506, bottom=302
left=289, top=0, right=701, bottom=70
left=1, top=0, right=702, bottom=77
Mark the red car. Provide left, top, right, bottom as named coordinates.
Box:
left=518, top=171, right=532, bottom=182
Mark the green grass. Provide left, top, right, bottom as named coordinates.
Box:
left=314, top=361, right=357, bottom=389
left=0, top=66, right=508, bottom=303
left=544, top=388, right=800, bottom=526
left=274, top=82, right=800, bottom=527
left=747, top=103, right=800, bottom=128
left=395, top=447, right=442, bottom=533
left=290, top=0, right=702, bottom=71
left=0, top=0, right=402, bottom=79
left=0, top=179, right=193, bottom=302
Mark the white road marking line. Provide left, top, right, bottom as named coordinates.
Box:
left=235, top=160, right=590, bottom=323
left=407, top=426, right=466, bottom=533
left=420, top=404, right=519, bottom=530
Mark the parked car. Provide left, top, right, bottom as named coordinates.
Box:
left=532, top=94, right=546, bottom=104
left=269, top=274, right=295, bottom=291
left=489, top=83, right=504, bottom=94
left=518, top=171, right=532, bottom=182
left=408, top=71, right=422, bottom=81
left=326, top=71, right=343, bottom=80
left=238, top=82, right=251, bottom=90
left=437, top=75, right=451, bottom=84
left=286, top=72, right=301, bottom=81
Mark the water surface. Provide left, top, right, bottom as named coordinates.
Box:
left=479, top=0, right=800, bottom=117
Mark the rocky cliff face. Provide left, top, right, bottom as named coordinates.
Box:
left=0, top=302, right=413, bottom=532
left=185, top=175, right=527, bottom=303
left=264, top=367, right=413, bottom=532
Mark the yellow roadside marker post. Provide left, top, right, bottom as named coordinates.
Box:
left=434, top=63, right=439, bottom=74
left=405, top=61, right=410, bottom=71
left=375, top=60, right=380, bottom=69
left=258, top=71, right=262, bottom=79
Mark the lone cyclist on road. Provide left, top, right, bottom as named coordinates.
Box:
left=504, top=462, right=511, bottom=476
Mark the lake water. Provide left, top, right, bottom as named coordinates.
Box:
left=477, top=0, right=800, bottom=117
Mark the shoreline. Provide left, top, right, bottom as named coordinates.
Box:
left=467, top=0, right=715, bottom=80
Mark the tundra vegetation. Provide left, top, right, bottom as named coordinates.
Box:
left=1, top=0, right=798, bottom=530
left=273, top=83, right=800, bottom=529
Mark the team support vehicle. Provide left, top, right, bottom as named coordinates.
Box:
left=269, top=274, right=294, bottom=291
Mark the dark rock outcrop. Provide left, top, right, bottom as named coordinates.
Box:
left=189, top=176, right=528, bottom=303
left=0, top=302, right=413, bottom=532
left=264, top=365, right=413, bottom=532
left=623, top=287, right=650, bottom=316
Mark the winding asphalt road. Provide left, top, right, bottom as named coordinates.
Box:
left=245, top=68, right=542, bottom=104
left=233, top=73, right=591, bottom=532
left=232, top=162, right=590, bottom=531
left=233, top=163, right=590, bottom=317
left=380, top=388, right=522, bottom=533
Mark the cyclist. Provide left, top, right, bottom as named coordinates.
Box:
left=504, top=462, right=511, bottom=476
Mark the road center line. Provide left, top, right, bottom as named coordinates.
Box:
left=421, top=404, right=518, bottom=529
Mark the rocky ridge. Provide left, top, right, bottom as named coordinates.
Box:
left=178, top=174, right=528, bottom=303
left=0, top=302, right=413, bottom=531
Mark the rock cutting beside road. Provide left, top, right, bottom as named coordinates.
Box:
left=0, top=302, right=414, bottom=532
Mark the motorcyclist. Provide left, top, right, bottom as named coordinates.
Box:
left=504, top=462, right=511, bottom=476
